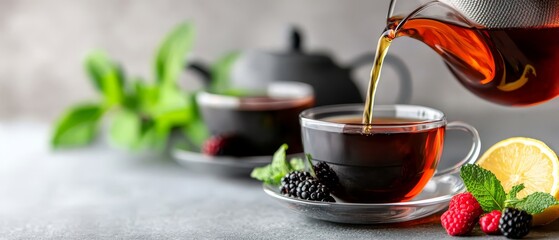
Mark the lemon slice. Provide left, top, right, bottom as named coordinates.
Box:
left=477, top=137, right=559, bottom=225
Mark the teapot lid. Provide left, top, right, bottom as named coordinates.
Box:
left=441, top=0, right=559, bottom=28
left=288, top=26, right=303, bottom=53
left=255, top=26, right=337, bottom=65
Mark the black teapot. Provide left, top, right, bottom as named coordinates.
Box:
left=188, top=27, right=411, bottom=106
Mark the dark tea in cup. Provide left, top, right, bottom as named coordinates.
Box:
left=197, top=82, right=314, bottom=156
left=300, top=104, right=480, bottom=203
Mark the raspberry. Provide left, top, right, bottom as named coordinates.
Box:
left=448, top=192, right=483, bottom=216
left=479, top=210, right=502, bottom=235
left=440, top=192, right=483, bottom=236
left=201, top=135, right=247, bottom=156
left=441, top=208, right=479, bottom=236
left=202, top=135, right=228, bottom=156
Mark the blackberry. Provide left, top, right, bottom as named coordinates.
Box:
left=280, top=171, right=313, bottom=197
left=296, top=179, right=335, bottom=202
left=280, top=171, right=335, bottom=202
left=313, top=161, right=339, bottom=192
left=499, top=208, right=532, bottom=239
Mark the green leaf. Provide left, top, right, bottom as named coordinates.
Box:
left=136, top=80, right=195, bottom=118
left=51, top=103, right=104, bottom=148
left=134, top=119, right=159, bottom=149
left=84, top=50, right=125, bottom=105
left=132, top=80, right=199, bottom=150
left=134, top=80, right=159, bottom=114
left=460, top=164, right=507, bottom=212
left=154, top=106, right=194, bottom=136
left=251, top=144, right=289, bottom=185
left=182, top=118, right=209, bottom=148
left=155, top=22, right=195, bottom=88
left=250, top=144, right=307, bottom=185
left=305, top=154, right=316, bottom=176
left=150, top=87, right=195, bottom=140
left=507, top=184, right=525, bottom=201
left=270, top=144, right=290, bottom=182
left=210, top=51, right=240, bottom=92
left=109, top=109, right=141, bottom=149
left=289, top=158, right=306, bottom=172
left=250, top=167, right=272, bottom=183
left=513, top=192, right=559, bottom=215
left=215, top=88, right=258, bottom=97
left=152, top=87, right=191, bottom=116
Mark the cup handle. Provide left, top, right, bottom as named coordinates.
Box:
left=434, top=121, right=481, bottom=177
left=348, top=53, right=412, bottom=104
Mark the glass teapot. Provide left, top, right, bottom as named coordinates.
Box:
left=386, top=0, right=559, bottom=106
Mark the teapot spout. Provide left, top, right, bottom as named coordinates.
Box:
left=384, top=0, right=559, bottom=106
left=388, top=0, right=495, bottom=85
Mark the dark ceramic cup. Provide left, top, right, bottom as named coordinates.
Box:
left=197, top=82, right=314, bottom=156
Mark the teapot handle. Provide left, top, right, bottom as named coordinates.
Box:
left=185, top=60, right=212, bottom=87
left=348, top=53, right=412, bottom=104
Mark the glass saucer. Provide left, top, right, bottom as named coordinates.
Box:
left=171, top=140, right=305, bottom=176
left=263, top=174, right=464, bottom=224
left=171, top=144, right=272, bottom=176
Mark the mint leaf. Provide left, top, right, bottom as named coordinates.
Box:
left=251, top=144, right=289, bottom=185
left=460, top=164, right=506, bottom=212
left=136, top=121, right=162, bottom=150
left=84, top=50, right=125, bottom=105
left=289, top=158, right=305, bottom=172
left=210, top=51, right=239, bottom=92
left=182, top=119, right=209, bottom=148
left=250, top=167, right=272, bottom=184
left=152, top=87, right=192, bottom=117
left=268, top=144, right=290, bottom=184
left=109, top=109, right=141, bottom=149
left=51, top=103, right=105, bottom=148
left=513, top=192, right=559, bottom=215
left=507, top=184, right=525, bottom=200
left=149, top=88, right=195, bottom=146
left=305, top=153, right=316, bottom=176
left=155, top=22, right=195, bottom=88
left=251, top=144, right=305, bottom=185
left=134, top=80, right=159, bottom=114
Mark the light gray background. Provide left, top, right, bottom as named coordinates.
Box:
left=2, top=0, right=559, bottom=150
left=3, top=1, right=559, bottom=238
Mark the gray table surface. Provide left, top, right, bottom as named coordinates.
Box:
left=2, top=122, right=559, bottom=239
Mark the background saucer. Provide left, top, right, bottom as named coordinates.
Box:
left=171, top=142, right=273, bottom=176
left=263, top=174, right=464, bottom=224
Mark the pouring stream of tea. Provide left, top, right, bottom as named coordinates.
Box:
left=363, top=30, right=394, bottom=125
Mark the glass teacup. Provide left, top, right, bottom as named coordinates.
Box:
left=300, top=104, right=480, bottom=203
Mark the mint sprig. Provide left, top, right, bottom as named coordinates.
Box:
left=460, top=164, right=559, bottom=215
left=250, top=144, right=305, bottom=185
left=507, top=183, right=525, bottom=200
left=511, top=192, right=559, bottom=214
left=460, top=164, right=506, bottom=212
left=51, top=22, right=200, bottom=150
left=51, top=22, right=243, bottom=151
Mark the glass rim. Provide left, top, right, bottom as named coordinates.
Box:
left=300, top=104, right=447, bottom=133
left=196, top=82, right=314, bottom=110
